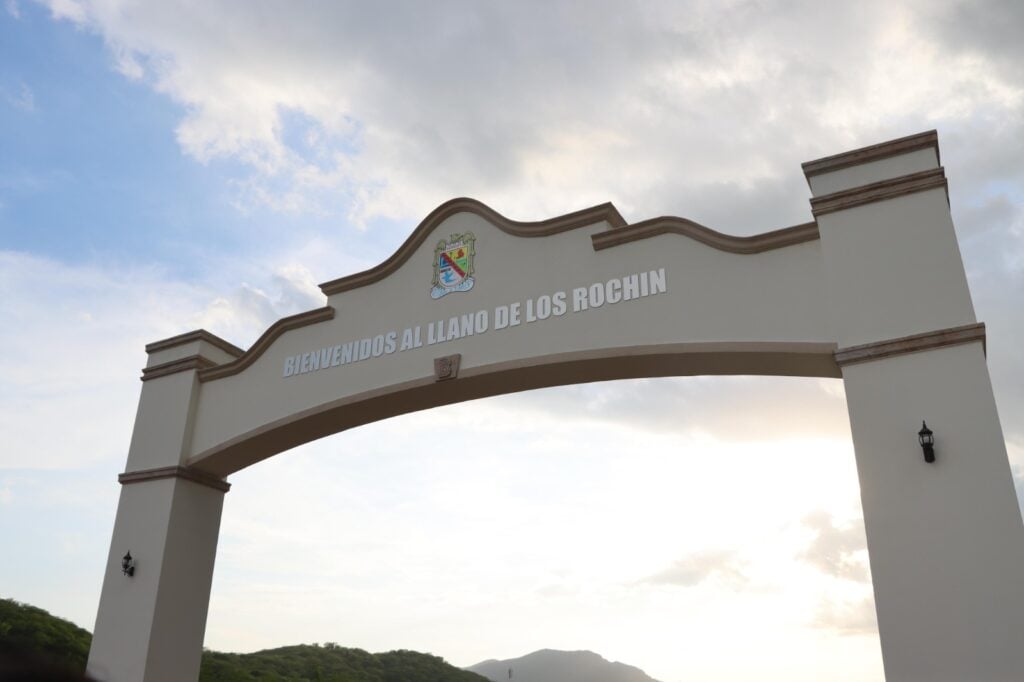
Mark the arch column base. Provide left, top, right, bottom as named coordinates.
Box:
left=842, top=342, right=1024, bottom=681
left=87, top=474, right=226, bottom=682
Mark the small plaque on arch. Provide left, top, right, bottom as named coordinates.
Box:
left=434, top=354, right=461, bottom=382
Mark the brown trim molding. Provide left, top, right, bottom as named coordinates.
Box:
left=802, top=130, right=939, bottom=178
left=592, top=217, right=819, bottom=253
left=119, top=465, right=230, bottom=493
left=834, top=323, right=985, bottom=367
left=141, top=355, right=216, bottom=381
left=810, top=168, right=947, bottom=217
left=319, top=197, right=627, bottom=296
left=145, top=329, right=244, bottom=358
left=188, top=340, right=840, bottom=475
left=199, top=306, right=335, bottom=382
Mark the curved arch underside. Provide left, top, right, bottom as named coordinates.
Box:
left=189, top=342, right=838, bottom=477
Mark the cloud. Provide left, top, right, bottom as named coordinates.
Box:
left=5, top=0, right=19, bottom=19
left=34, top=1, right=1023, bottom=231
left=641, top=550, right=749, bottom=589
left=493, top=375, right=852, bottom=442
left=1, top=83, right=35, bottom=112
left=27, top=4, right=1024, bottom=471
left=798, top=512, right=870, bottom=583
left=0, top=250, right=324, bottom=470
left=813, top=597, right=878, bottom=636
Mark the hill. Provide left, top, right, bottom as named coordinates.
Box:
left=0, top=598, right=487, bottom=681
left=202, top=644, right=488, bottom=682
left=467, top=649, right=662, bottom=682
left=0, top=597, right=92, bottom=676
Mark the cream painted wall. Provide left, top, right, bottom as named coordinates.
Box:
left=88, top=132, right=1024, bottom=681
left=188, top=219, right=834, bottom=470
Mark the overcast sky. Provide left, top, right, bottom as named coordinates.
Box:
left=1, top=2, right=1022, bottom=681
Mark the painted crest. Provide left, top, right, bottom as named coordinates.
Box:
left=431, top=232, right=476, bottom=299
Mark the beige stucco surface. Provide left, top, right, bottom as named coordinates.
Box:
left=188, top=215, right=835, bottom=473
left=808, top=147, right=938, bottom=195
left=843, top=343, right=1024, bottom=680
left=89, top=132, right=1024, bottom=682
left=88, top=477, right=225, bottom=682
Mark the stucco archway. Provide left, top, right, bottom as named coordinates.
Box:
left=88, top=131, right=1024, bottom=682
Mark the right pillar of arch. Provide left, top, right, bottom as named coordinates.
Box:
left=805, top=131, right=1024, bottom=681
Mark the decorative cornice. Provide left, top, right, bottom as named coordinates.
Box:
left=141, top=355, right=216, bottom=381
left=802, top=130, right=939, bottom=178
left=119, top=465, right=230, bottom=493
left=834, top=323, right=985, bottom=367
left=319, top=197, right=627, bottom=296
left=198, top=306, right=335, bottom=382
left=592, top=217, right=819, bottom=253
left=145, top=329, right=244, bottom=358
left=810, top=168, right=948, bottom=217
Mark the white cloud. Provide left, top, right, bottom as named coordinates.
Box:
left=45, top=0, right=84, bottom=23
left=1, top=83, right=35, bottom=112
left=798, top=512, right=871, bottom=584
left=36, top=1, right=1024, bottom=232
left=813, top=597, right=879, bottom=636
left=5, top=0, right=19, bottom=19
left=0, top=250, right=323, bottom=470
left=641, top=550, right=749, bottom=589
left=8, top=3, right=1023, bottom=680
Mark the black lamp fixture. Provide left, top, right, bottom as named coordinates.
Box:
left=918, top=421, right=936, bottom=463
left=121, top=551, right=135, bottom=577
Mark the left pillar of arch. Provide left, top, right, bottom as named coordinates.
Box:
left=87, top=331, right=242, bottom=682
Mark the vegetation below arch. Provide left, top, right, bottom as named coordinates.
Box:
left=0, top=598, right=487, bottom=682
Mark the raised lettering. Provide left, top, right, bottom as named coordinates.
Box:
left=623, top=274, right=640, bottom=300
left=573, top=287, right=588, bottom=312
left=552, top=291, right=567, bottom=316
left=446, top=317, right=461, bottom=341
left=358, top=338, right=372, bottom=360
left=649, top=267, right=666, bottom=295
left=606, top=278, right=622, bottom=304
left=460, top=313, right=474, bottom=337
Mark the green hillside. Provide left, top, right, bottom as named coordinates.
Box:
left=201, top=644, right=488, bottom=682
left=0, top=597, right=92, bottom=674
left=0, top=598, right=486, bottom=682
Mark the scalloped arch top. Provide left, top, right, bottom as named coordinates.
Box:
left=318, top=197, right=819, bottom=296
left=195, top=196, right=820, bottom=382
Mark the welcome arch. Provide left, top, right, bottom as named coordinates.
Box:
left=88, top=132, right=1024, bottom=681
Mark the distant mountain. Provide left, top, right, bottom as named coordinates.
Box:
left=467, top=649, right=662, bottom=682
left=0, top=597, right=487, bottom=681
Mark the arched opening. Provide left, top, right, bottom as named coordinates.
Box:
left=203, top=375, right=885, bottom=682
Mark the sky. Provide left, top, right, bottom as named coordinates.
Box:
left=1, top=1, right=1022, bottom=681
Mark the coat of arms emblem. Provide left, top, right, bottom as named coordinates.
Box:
left=431, top=232, right=476, bottom=299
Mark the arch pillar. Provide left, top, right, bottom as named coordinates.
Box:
left=86, top=333, right=236, bottom=682
left=809, top=133, right=1024, bottom=680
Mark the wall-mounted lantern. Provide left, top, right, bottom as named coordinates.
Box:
left=918, top=421, right=936, bottom=463
left=121, top=551, right=135, bottom=577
